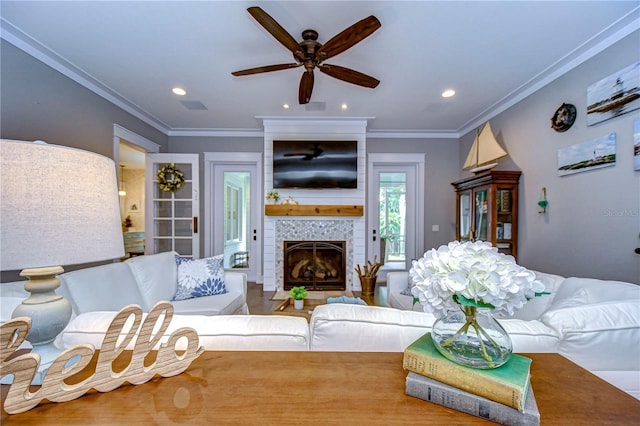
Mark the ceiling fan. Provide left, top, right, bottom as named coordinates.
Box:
left=231, top=6, right=381, bottom=104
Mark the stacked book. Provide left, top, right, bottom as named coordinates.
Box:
left=403, top=333, right=540, bottom=426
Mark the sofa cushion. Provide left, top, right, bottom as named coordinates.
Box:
left=171, top=291, right=246, bottom=316
left=497, top=318, right=560, bottom=353
left=554, top=277, right=640, bottom=304
left=125, top=251, right=179, bottom=309
left=1, top=297, right=26, bottom=323
left=541, top=300, right=640, bottom=372
left=60, top=262, right=145, bottom=314
left=309, top=304, right=436, bottom=352
left=174, top=255, right=227, bottom=301
left=59, top=311, right=310, bottom=351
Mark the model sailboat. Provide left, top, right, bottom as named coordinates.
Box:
left=463, top=121, right=507, bottom=173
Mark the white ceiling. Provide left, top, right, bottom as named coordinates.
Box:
left=1, top=1, right=638, bottom=137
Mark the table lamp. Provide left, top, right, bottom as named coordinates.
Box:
left=1, top=139, right=124, bottom=383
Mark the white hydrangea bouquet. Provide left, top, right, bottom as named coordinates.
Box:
left=410, top=240, right=547, bottom=368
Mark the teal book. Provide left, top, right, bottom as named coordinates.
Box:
left=403, top=333, right=532, bottom=411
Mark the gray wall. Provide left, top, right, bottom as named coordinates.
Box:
left=0, top=40, right=169, bottom=281
left=367, top=138, right=459, bottom=252
left=0, top=41, right=168, bottom=157
left=459, top=32, right=639, bottom=283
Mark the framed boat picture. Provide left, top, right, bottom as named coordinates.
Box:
left=587, top=61, right=640, bottom=126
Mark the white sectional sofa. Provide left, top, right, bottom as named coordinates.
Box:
left=386, top=271, right=640, bottom=399
left=1, top=251, right=249, bottom=317
left=2, top=253, right=638, bottom=399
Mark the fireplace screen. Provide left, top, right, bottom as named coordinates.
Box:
left=283, top=241, right=346, bottom=291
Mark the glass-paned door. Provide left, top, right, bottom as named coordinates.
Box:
left=207, top=154, right=261, bottom=282
left=379, top=172, right=407, bottom=264
left=474, top=189, right=488, bottom=241
left=368, top=158, right=422, bottom=273
left=223, top=171, right=250, bottom=269
left=459, top=190, right=472, bottom=241
left=145, top=154, right=199, bottom=258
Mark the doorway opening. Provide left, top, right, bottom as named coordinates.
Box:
left=113, top=124, right=160, bottom=257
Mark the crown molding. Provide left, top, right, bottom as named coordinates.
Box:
left=1, top=18, right=171, bottom=135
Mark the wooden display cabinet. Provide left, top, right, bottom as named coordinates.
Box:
left=452, top=170, right=521, bottom=258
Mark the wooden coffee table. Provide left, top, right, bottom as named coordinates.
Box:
left=271, top=297, right=326, bottom=320
left=2, top=352, right=639, bottom=424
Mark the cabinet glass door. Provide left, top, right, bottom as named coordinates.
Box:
left=459, top=190, right=471, bottom=241
left=474, top=189, right=488, bottom=241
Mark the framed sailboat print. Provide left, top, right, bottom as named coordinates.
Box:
left=587, top=61, right=640, bottom=126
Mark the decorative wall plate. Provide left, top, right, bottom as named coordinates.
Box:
left=551, top=103, right=577, bottom=132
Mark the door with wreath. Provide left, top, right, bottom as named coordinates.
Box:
left=145, top=154, right=199, bottom=259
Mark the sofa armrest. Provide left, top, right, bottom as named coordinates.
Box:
left=224, top=272, right=247, bottom=298
left=387, top=271, right=410, bottom=294
left=541, top=300, right=640, bottom=372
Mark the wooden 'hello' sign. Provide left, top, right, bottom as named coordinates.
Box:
left=0, top=302, right=204, bottom=414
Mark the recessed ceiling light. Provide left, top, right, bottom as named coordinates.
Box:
left=441, top=89, right=456, bottom=98
left=341, top=103, right=348, bottom=110
left=283, top=103, right=290, bottom=109
left=172, top=87, right=187, bottom=96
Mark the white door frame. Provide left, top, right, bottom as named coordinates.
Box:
left=112, top=124, right=160, bottom=161
left=367, top=153, right=425, bottom=279
left=204, top=152, right=263, bottom=282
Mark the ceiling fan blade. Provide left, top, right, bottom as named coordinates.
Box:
left=299, top=71, right=314, bottom=104
left=232, top=63, right=301, bottom=76
left=317, top=15, right=381, bottom=61
left=247, top=7, right=305, bottom=61
left=318, top=64, right=380, bottom=88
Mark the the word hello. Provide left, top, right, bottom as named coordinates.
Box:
left=0, top=302, right=203, bottom=414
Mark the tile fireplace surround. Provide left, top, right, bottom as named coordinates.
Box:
left=276, top=219, right=353, bottom=291
left=263, top=216, right=366, bottom=291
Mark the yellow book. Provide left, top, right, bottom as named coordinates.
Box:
left=403, top=333, right=531, bottom=412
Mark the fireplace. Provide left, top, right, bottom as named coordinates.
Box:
left=283, top=241, right=346, bottom=291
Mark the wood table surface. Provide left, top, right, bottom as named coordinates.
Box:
left=271, top=297, right=327, bottom=320
left=2, top=351, right=639, bottom=425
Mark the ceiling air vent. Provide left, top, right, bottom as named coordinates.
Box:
left=305, top=102, right=326, bottom=111
left=180, top=100, right=208, bottom=111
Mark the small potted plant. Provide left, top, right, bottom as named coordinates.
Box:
left=289, top=286, right=308, bottom=310
left=266, top=190, right=280, bottom=204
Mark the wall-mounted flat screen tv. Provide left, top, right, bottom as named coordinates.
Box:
left=272, top=140, right=357, bottom=189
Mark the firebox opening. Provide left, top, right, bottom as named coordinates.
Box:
left=283, top=241, right=346, bottom=291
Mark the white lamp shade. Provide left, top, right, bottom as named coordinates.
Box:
left=1, top=140, right=125, bottom=271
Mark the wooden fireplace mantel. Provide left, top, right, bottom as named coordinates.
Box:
left=264, top=204, right=363, bottom=217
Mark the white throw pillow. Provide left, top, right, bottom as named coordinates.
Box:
left=173, top=255, right=227, bottom=301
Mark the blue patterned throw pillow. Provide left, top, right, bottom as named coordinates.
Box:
left=173, top=254, right=227, bottom=301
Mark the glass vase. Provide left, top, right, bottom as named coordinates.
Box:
left=431, top=305, right=512, bottom=369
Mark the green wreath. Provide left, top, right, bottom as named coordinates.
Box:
left=157, top=163, right=185, bottom=193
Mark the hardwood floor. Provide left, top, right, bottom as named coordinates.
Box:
left=246, top=282, right=388, bottom=315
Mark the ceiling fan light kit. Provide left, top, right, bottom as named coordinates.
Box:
left=232, top=6, right=381, bottom=104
